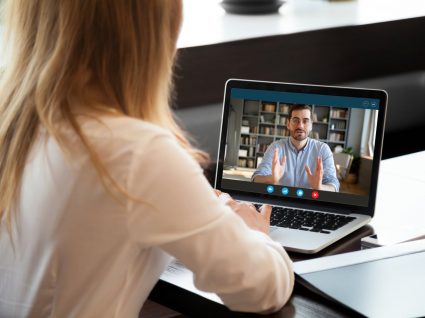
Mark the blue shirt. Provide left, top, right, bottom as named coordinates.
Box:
left=252, top=138, right=340, bottom=191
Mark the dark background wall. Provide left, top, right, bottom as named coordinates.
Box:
left=172, top=16, right=425, bottom=163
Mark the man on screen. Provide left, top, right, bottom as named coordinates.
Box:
left=252, top=105, right=339, bottom=192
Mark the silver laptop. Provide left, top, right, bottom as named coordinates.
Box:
left=215, top=79, right=387, bottom=254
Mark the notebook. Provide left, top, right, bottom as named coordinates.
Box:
left=215, top=79, right=387, bottom=253
left=294, top=239, right=425, bottom=317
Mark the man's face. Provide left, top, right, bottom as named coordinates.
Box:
left=287, top=109, right=312, bottom=141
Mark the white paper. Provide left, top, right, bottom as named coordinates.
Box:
left=160, top=259, right=223, bottom=304
left=294, top=239, right=425, bottom=275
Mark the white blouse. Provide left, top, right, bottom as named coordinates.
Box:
left=0, top=115, right=294, bottom=317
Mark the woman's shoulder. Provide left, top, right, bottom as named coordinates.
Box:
left=81, top=115, right=172, bottom=144
left=65, top=115, right=177, bottom=165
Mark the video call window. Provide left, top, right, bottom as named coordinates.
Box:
left=222, top=98, right=379, bottom=197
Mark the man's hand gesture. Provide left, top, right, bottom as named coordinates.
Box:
left=272, top=149, right=286, bottom=184
left=305, top=156, right=323, bottom=190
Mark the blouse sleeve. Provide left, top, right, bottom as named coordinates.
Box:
left=125, top=134, right=294, bottom=313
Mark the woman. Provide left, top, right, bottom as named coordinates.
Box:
left=0, top=1, right=294, bottom=316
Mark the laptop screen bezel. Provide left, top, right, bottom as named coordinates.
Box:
left=215, top=79, right=387, bottom=217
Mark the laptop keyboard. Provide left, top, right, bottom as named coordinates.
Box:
left=255, top=205, right=356, bottom=234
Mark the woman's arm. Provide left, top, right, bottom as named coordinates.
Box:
left=126, top=134, right=294, bottom=313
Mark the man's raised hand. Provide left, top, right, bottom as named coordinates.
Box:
left=305, top=156, right=324, bottom=190
left=272, top=149, right=286, bottom=184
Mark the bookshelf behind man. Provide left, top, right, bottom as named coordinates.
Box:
left=234, top=99, right=351, bottom=170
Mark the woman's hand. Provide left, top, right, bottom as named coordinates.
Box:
left=214, top=190, right=272, bottom=235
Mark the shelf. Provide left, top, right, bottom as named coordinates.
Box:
left=237, top=101, right=351, bottom=169
left=241, top=132, right=276, bottom=137
left=326, top=141, right=345, bottom=144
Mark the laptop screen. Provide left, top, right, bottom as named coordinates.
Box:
left=215, top=80, right=387, bottom=215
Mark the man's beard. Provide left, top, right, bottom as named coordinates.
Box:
left=291, top=129, right=308, bottom=141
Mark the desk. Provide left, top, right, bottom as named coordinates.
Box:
left=147, top=151, right=425, bottom=317
left=179, top=0, right=425, bottom=48
left=371, top=151, right=425, bottom=245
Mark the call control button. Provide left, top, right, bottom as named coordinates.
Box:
left=266, top=185, right=274, bottom=194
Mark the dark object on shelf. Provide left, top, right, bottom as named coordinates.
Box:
left=221, top=0, right=285, bottom=15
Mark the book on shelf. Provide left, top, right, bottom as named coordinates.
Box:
left=330, top=109, right=348, bottom=118
left=262, top=103, right=276, bottom=112
left=238, top=158, right=247, bottom=167
left=330, top=121, right=346, bottom=129
left=246, top=158, right=255, bottom=168
left=279, top=104, right=290, bottom=113
left=238, top=149, right=248, bottom=157
left=276, top=127, right=289, bottom=136
left=329, top=132, right=345, bottom=141
left=260, top=117, right=276, bottom=125
left=259, top=126, right=275, bottom=135
left=241, top=126, right=250, bottom=134
left=240, top=136, right=246, bottom=145
left=238, top=158, right=255, bottom=168
left=241, top=135, right=257, bottom=145
left=276, top=115, right=287, bottom=125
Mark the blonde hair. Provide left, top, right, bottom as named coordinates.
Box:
left=0, top=0, right=208, bottom=234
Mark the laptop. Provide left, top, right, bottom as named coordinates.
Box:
left=215, top=79, right=387, bottom=254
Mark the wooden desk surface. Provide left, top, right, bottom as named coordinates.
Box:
left=146, top=151, right=425, bottom=317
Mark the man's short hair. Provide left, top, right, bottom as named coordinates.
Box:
left=288, top=104, right=313, bottom=120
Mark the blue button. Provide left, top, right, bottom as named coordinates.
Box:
left=266, top=185, right=274, bottom=193
left=281, top=187, right=289, bottom=195
left=296, top=189, right=304, bottom=197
